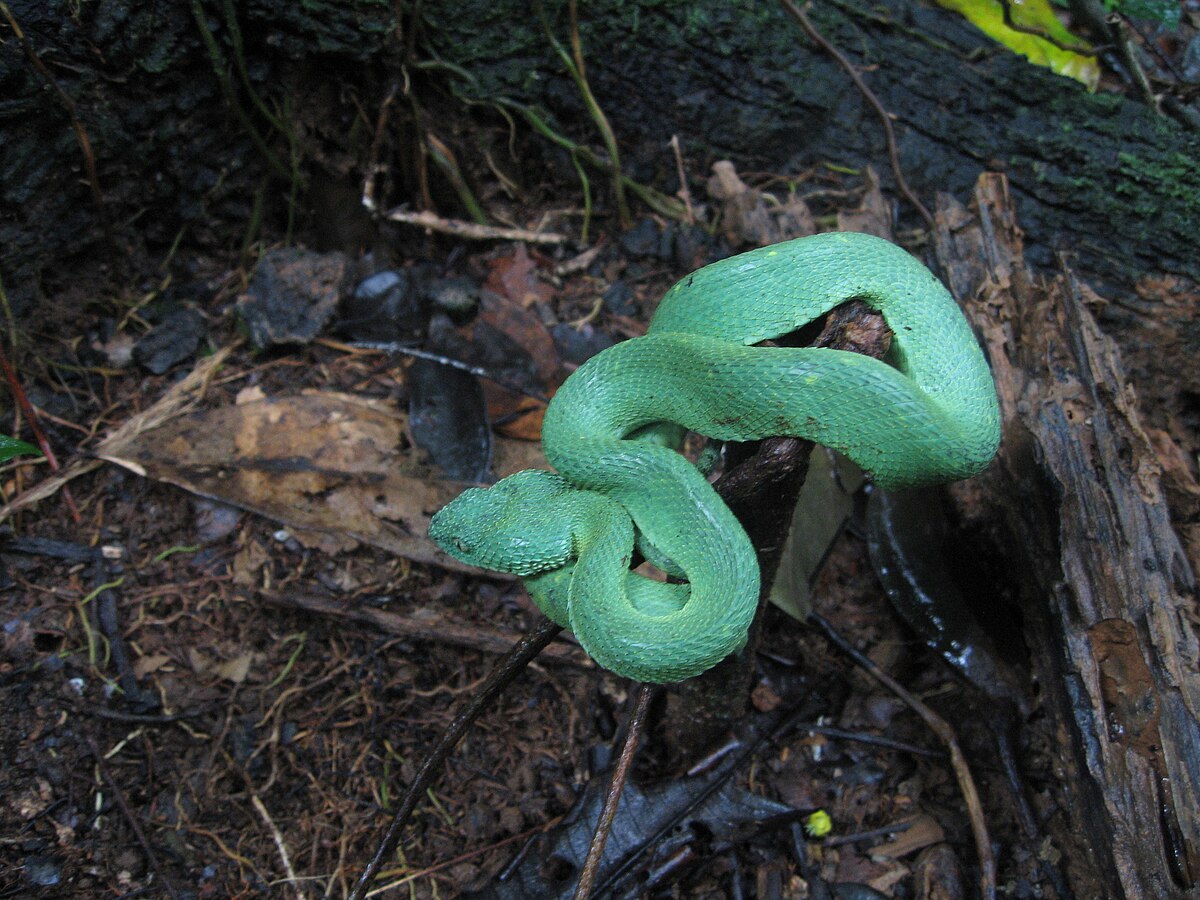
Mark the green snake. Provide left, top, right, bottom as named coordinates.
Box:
left=429, top=232, right=1000, bottom=683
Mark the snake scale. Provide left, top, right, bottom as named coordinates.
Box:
left=430, top=232, right=1001, bottom=683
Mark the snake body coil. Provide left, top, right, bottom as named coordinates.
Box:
left=429, top=232, right=1001, bottom=683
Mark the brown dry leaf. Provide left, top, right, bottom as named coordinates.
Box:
left=485, top=243, right=555, bottom=309
left=487, top=393, right=550, bottom=442
left=836, top=166, right=894, bottom=241
left=707, top=160, right=816, bottom=247
left=232, top=539, right=270, bottom=588
left=475, top=283, right=565, bottom=438
left=869, top=814, right=946, bottom=860
left=213, top=651, right=256, bottom=684
left=478, top=289, right=563, bottom=385
left=98, top=391, right=548, bottom=573
left=0, top=345, right=236, bottom=523
left=132, top=653, right=172, bottom=679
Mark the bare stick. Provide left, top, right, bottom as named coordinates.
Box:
left=0, top=2, right=103, bottom=205
left=383, top=207, right=567, bottom=244
left=808, top=612, right=996, bottom=900
left=347, top=617, right=564, bottom=900
left=779, top=0, right=935, bottom=231
left=320, top=337, right=549, bottom=403
left=669, top=135, right=696, bottom=225
left=84, top=732, right=181, bottom=900
left=251, top=795, right=302, bottom=900
left=573, top=683, right=655, bottom=899
left=0, top=337, right=80, bottom=523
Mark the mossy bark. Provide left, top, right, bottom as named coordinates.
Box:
left=5, top=0, right=1200, bottom=313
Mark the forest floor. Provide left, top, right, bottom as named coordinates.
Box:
left=0, top=157, right=1067, bottom=900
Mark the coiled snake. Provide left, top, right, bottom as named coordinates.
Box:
left=430, top=232, right=1000, bottom=683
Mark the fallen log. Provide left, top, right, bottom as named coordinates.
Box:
left=935, top=173, right=1200, bottom=899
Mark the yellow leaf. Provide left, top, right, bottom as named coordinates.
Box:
left=936, top=0, right=1099, bottom=89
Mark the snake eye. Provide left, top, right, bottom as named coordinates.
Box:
left=454, top=538, right=471, bottom=554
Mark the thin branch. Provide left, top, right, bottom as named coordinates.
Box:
left=808, top=612, right=996, bottom=900
left=251, top=794, right=302, bottom=900
left=779, top=0, right=934, bottom=231
left=347, top=617, right=564, bottom=900
left=573, top=683, right=655, bottom=899
left=382, top=207, right=567, bottom=244
left=319, top=337, right=550, bottom=403
left=84, top=732, right=181, bottom=900
left=0, top=2, right=102, bottom=204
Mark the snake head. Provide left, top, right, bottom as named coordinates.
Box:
left=429, top=469, right=575, bottom=576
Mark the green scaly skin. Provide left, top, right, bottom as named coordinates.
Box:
left=429, top=232, right=1001, bottom=683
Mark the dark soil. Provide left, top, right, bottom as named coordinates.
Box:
left=4, top=3, right=1199, bottom=897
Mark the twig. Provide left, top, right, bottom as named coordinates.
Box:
left=0, top=2, right=103, bottom=205
left=84, top=732, right=181, bottom=900
left=259, top=591, right=590, bottom=667
left=367, top=818, right=564, bottom=896
left=0, top=337, right=80, bottom=523
left=347, top=617, right=564, bottom=900
left=822, top=818, right=915, bottom=848
left=778, top=0, right=935, bottom=231
left=362, top=80, right=401, bottom=213
left=669, top=135, right=696, bottom=225
left=382, top=207, right=567, bottom=244
left=789, top=722, right=945, bottom=759
left=251, top=794, right=303, bottom=900
left=320, top=337, right=550, bottom=402
left=573, top=683, right=655, bottom=899
left=808, top=612, right=996, bottom=900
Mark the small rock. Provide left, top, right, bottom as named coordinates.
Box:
left=619, top=217, right=661, bottom=257
left=424, top=276, right=479, bottom=315
left=551, top=322, right=614, bottom=365
left=339, top=269, right=427, bottom=344
left=23, top=855, right=62, bottom=887
left=407, top=358, right=491, bottom=483
left=132, top=309, right=206, bottom=374
left=602, top=280, right=636, bottom=316
left=193, top=498, right=243, bottom=544
left=238, top=248, right=351, bottom=348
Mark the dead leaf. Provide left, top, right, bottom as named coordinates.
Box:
left=870, top=814, right=945, bottom=860
left=836, top=166, right=894, bottom=241
left=98, top=392, right=548, bottom=574
left=214, top=651, right=256, bottom=683
left=0, top=345, right=236, bottom=523
left=707, top=160, right=816, bottom=247
left=232, top=539, right=270, bottom=587
left=133, top=653, right=172, bottom=679
left=770, top=451, right=863, bottom=620
left=478, top=289, right=563, bottom=385
left=485, top=243, right=555, bottom=309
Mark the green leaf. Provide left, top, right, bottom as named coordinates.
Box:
left=0, top=435, right=42, bottom=463
left=936, top=0, right=1100, bottom=89
left=1108, top=0, right=1180, bottom=27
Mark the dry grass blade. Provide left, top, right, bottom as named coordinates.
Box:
left=0, top=344, right=235, bottom=523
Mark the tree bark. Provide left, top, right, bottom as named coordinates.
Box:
left=934, top=173, right=1200, bottom=899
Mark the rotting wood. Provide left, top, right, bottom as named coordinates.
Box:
left=935, top=173, right=1200, bottom=899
